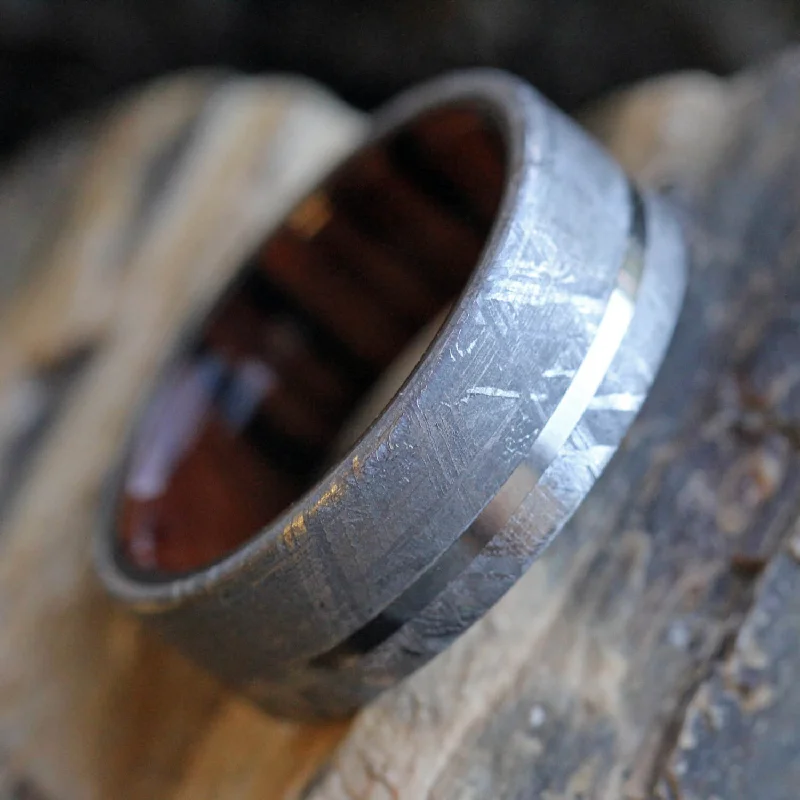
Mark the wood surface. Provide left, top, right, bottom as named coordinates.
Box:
left=1, top=54, right=799, bottom=799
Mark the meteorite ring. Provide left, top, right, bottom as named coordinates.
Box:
left=95, top=71, right=687, bottom=719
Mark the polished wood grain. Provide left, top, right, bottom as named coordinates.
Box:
left=117, top=106, right=506, bottom=574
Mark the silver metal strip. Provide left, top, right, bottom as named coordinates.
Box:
left=311, top=184, right=646, bottom=668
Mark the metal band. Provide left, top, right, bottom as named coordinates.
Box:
left=310, top=184, right=646, bottom=669
left=95, top=71, right=687, bottom=718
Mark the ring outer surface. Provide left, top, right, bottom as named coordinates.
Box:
left=95, top=70, right=687, bottom=718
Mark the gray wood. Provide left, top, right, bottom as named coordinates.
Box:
left=665, top=548, right=800, bottom=799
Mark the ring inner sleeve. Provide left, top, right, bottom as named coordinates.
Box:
left=117, top=105, right=508, bottom=575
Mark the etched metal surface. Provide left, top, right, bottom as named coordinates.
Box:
left=95, top=71, right=687, bottom=718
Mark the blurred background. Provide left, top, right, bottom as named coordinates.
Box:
left=0, top=0, right=798, bottom=159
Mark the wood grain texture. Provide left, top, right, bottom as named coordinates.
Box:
left=2, top=54, right=800, bottom=800
left=0, top=73, right=363, bottom=800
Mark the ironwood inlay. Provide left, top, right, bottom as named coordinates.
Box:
left=118, top=106, right=507, bottom=574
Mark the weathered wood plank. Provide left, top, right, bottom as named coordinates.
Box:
left=663, top=545, right=800, bottom=799
left=0, top=74, right=363, bottom=800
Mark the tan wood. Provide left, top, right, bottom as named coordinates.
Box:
left=0, top=73, right=363, bottom=800
left=2, top=55, right=800, bottom=800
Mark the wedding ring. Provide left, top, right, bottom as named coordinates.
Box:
left=95, top=70, right=686, bottom=718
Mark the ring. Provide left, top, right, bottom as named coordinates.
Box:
left=95, top=70, right=687, bottom=719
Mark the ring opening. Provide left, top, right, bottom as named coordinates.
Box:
left=117, top=103, right=508, bottom=576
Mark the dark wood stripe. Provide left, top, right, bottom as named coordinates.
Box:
left=387, top=129, right=492, bottom=236
left=242, top=411, right=322, bottom=478
left=330, top=150, right=481, bottom=296
left=240, top=268, right=378, bottom=389
left=312, top=212, right=443, bottom=327
left=409, top=108, right=507, bottom=223
left=260, top=228, right=412, bottom=367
